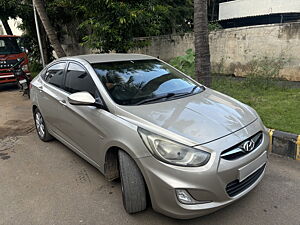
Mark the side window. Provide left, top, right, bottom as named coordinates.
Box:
left=64, top=62, right=98, bottom=97
left=44, top=62, right=66, bottom=88
left=40, top=67, right=48, bottom=80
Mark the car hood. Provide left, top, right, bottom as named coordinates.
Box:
left=117, top=88, right=257, bottom=144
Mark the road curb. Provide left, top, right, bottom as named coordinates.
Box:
left=268, top=129, right=300, bottom=160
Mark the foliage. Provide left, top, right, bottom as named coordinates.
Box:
left=159, top=0, right=194, bottom=34
left=55, top=0, right=194, bottom=53
left=170, top=49, right=195, bottom=78
left=208, top=22, right=222, bottom=31
left=75, top=1, right=165, bottom=52
left=28, top=60, right=43, bottom=74
left=0, top=0, right=20, bottom=20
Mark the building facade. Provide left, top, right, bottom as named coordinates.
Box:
left=219, top=0, right=300, bottom=28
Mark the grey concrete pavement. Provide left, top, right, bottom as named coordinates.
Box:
left=0, top=89, right=299, bottom=225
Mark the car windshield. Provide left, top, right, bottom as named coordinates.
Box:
left=0, top=37, right=22, bottom=55
left=92, top=59, right=204, bottom=105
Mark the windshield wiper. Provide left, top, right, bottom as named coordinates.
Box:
left=135, top=86, right=203, bottom=105
left=136, top=93, right=176, bottom=105
left=189, top=85, right=200, bottom=94
left=169, top=86, right=202, bottom=98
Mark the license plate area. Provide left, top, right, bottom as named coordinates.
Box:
left=238, top=151, right=267, bottom=182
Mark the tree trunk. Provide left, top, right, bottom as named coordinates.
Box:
left=194, top=0, right=212, bottom=87
left=38, top=16, right=51, bottom=64
left=2, top=19, right=13, bottom=35
left=33, top=0, right=66, bottom=58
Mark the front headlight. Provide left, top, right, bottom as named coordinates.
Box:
left=22, top=64, right=29, bottom=71
left=138, top=128, right=210, bottom=167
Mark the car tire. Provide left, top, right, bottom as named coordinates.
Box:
left=34, top=108, right=53, bottom=142
left=118, top=150, right=147, bottom=214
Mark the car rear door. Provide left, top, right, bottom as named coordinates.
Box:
left=38, top=62, right=68, bottom=137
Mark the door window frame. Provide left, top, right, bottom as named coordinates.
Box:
left=64, top=60, right=108, bottom=110
left=41, top=60, right=68, bottom=91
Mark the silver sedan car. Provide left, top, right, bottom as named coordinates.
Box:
left=31, top=54, right=269, bottom=219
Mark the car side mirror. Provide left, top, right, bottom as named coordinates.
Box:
left=68, top=92, right=96, bottom=106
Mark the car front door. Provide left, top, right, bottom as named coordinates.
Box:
left=58, top=61, right=108, bottom=165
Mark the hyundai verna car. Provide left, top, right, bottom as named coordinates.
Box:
left=30, top=54, right=269, bottom=219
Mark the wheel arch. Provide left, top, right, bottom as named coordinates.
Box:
left=103, top=143, right=140, bottom=181
left=104, top=145, right=152, bottom=208
left=32, top=105, right=38, bottom=113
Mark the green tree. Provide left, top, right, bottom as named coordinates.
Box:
left=73, top=0, right=168, bottom=52
left=0, top=0, right=20, bottom=34
left=63, top=0, right=194, bottom=53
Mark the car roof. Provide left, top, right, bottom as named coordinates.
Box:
left=61, top=53, right=156, bottom=64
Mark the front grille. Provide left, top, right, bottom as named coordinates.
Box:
left=226, top=164, right=266, bottom=197
left=0, top=59, right=18, bottom=69
left=0, top=69, right=12, bottom=74
left=221, top=131, right=263, bottom=160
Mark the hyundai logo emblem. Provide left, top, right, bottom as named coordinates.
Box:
left=242, top=139, right=255, bottom=152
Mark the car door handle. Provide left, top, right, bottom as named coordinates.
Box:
left=59, top=100, right=67, bottom=106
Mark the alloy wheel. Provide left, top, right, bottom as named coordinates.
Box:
left=35, top=112, right=45, bottom=138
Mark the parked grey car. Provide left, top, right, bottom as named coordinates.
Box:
left=30, top=54, right=269, bottom=219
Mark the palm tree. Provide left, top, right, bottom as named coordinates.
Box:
left=194, top=0, right=212, bottom=87
left=33, top=0, right=66, bottom=58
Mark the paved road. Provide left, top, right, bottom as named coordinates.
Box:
left=0, top=89, right=299, bottom=225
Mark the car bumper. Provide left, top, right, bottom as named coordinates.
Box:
left=136, top=129, right=269, bottom=219
left=0, top=74, right=17, bottom=84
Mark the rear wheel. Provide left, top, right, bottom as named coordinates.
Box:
left=34, top=108, right=53, bottom=142
left=118, top=150, right=147, bottom=214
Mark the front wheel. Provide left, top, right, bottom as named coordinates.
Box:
left=118, top=150, right=147, bottom=214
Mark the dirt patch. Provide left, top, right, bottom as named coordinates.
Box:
left=0, top=136, right=18, bottom=151
left=0, top=88, right=34, bottom=159
left=0, top=136, right=19, bottom=160
left=0, top=119, right=34, bottom=139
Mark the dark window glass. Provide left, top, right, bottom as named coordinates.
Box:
left=0, top=37, right=21, bottom=55
left=92, top=59, right=204, bottom=105
left=44, top=63, right=66, bottom=88
left=64, top=62, right=98, bottom=97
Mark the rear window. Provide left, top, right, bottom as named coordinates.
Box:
left=0, top=37, right=21, bottom=55
left=92, top=59, right=202, bottom=105
left=44, top=63, right=66, bottom=88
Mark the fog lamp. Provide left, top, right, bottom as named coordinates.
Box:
left=176, top=189, right=197, bottom=204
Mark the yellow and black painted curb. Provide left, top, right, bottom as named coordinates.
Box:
left=268, top=129, right=300, bottom=161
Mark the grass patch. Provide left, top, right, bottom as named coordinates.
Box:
left=212, top=76, right=300, bottom=134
